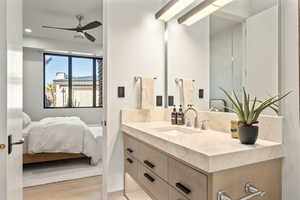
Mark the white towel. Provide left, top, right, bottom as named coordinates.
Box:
left=182, top=80, right=194, bottom=107
left=141, top=78, right=155, bottom=109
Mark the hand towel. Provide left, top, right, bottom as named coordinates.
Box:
left=182, top=80, right=194, bottom=107
left=141, top=78, right=155, bottom=109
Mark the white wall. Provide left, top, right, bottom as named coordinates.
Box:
left=105, top=0, right=165, bottom=193
left=280, top=0, right=300, bottom=199
left=23, top=48, right=103, bottom=124
left=246, top=6, right=278, bottom=101
left=210, top=22, right=243, bottom=102
left=24, top=36, right=103, bottom=57
left=167, top=18, right=210, bottom=110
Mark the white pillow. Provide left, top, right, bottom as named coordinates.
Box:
left=22, top=112, right=31, bottom=128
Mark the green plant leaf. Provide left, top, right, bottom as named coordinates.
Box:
left=243, top=88, right=250, bottom=122
left=220, top=88, right=241, bottom=112
left=220, top=88, right=246, bottom=122
left=220, top=88, right=291, bottom=125
left=233, top=90, right=245, bottom=122
left=256, top=99, right=279, bottom=114
left=253, top=91, right=292, bottom=121
left=247, top=97, right=257, bottom=125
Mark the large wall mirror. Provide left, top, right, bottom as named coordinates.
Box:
left=166, top=0, right=279, bottom=115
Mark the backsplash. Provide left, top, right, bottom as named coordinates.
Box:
left=197, top=111, right=283, bottom=143
left=121, top=108, right=169, bottom=123
left=121, top=109, right=283, bottom=143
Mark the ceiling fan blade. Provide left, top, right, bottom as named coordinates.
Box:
left=42, top=25, right=78, bottom=31
left=81, top=21, right=102, bottom=31
left=84, top=32, right=96, bottom=42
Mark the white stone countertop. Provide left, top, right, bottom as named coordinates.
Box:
left=122, top=121, right=284, bottom=173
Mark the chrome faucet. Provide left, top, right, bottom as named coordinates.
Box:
left=184, top=105, right=199, bottom=128
left=200, top=120, right=209, bottom=130
left=210, top=106, right=220, bottom=112
left=217, top=183, right=265, bottom=200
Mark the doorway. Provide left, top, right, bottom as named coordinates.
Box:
left=22, top=0, right=104, bottom=199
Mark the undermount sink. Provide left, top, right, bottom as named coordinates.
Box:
left=153, top=126, right=203, bottom=136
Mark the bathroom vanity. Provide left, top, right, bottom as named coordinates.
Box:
left=121, top=109, right=283, bottom=200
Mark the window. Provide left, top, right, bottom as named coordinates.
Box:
left=44, top=53, right=103, bottom=108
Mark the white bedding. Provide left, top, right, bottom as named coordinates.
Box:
left=23, top=117, right=103, bottom=165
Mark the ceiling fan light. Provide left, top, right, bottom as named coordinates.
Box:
left=155, top=0, right=195, bottom=21
left=74, top=33, right=84, bottom=39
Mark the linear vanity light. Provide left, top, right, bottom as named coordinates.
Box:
left=178, top=0, right=234, bottom=26
left=155, top=0, right=195, bottom=21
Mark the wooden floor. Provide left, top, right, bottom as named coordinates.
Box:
left=24, top=176, right=125, bottom=200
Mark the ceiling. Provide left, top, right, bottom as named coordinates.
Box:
left=210, top=16, right=241, bottom=36
left=23, top=0, right=103, bottom=45
left=210, top=0, right=277, bottom=36
left=218, top=0, right=277, bottom=19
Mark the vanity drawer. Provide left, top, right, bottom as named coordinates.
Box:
left=168, top=158, right=207, bottom=200
left=125, top=154, right=138, bottom=179
left=169, top=186, right=189, bottom=200
left=138, top=164, right=169, bottom=200
left=124, top=134, right=140, bottom=159
left=139, top=143, right=168, bottom=181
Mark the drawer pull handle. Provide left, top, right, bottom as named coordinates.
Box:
left=144, top=160, right=155, bottom=169
left=144, top=173, right=155, bottom=183
left=176, top=183, right=191, bottom=195
left=126, top=158, right=133, bottom=164
left=127, top=148, right=134, bottom=153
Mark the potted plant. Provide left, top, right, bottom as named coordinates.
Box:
left=221, top=88, right=291, bottom=145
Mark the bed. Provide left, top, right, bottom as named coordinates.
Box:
left=22, top=114, right=103, bottom=165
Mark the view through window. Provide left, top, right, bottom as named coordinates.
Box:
left=44, top=53, right=103, bottom=108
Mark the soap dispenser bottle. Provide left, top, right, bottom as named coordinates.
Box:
left=171, top=106, right=177, bottom=125
left=177, top=105, right=185, bottom=125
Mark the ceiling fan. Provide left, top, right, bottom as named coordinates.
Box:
left=42, top=15, right=102, bottom=42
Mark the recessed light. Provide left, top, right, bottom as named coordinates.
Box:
left=24, top=28, right=32, bottom=33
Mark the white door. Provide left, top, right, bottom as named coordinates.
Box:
left=0, top=0, right=23, bottom=200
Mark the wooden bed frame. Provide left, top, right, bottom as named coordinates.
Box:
left=23, top=153, right=91, bottom=165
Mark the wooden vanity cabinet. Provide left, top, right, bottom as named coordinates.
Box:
left=123, top=134, right=282, bottom=200
left=168, top=157, right=207, bottom=200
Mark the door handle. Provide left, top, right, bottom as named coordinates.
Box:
left=144, top=160, right=155, bottom=169
left=126, top=148, right=134, bottom=153
left=8, top=135, right=24, bottom=154
left=144, top=173, right=155, bottom=183
left=101, top=120, right=107, bottom=126
left=126, top=158, right=133, bottom=164
left=0, top=144, right=5, bottom=149
left=176, top=182, right=191, bottom=195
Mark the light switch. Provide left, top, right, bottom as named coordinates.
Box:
left=156, top=96, right=163, bottom=107
left=168, top=96, right=174, bottom=106
left=118, top=87, right=125, bottom=98
left=199, top=89, right=204, bottom=99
